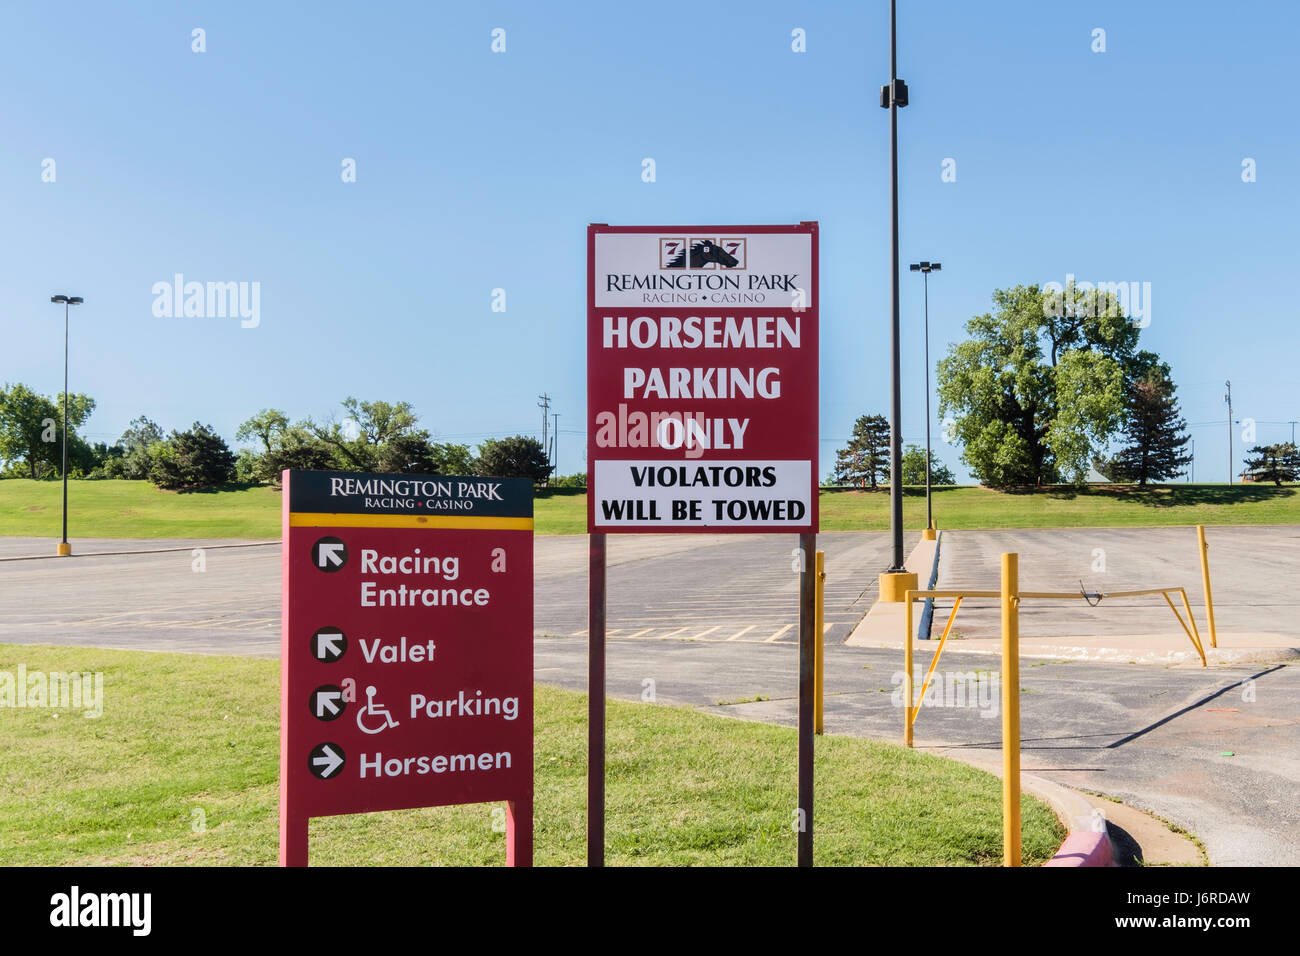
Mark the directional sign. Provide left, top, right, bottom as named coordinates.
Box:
left=312, top=536, right=348, bottom=571
left=280, top=470, right=534, bottom=867
left=587, top=223, right=819, bottom=533
left=310, top=684, right=345, bottom=721
left=311, top=627, right=347, bottom=663
left=309, top=742, right=345, bottom=780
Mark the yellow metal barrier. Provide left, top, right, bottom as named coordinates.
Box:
left=1198, top=525, right=1218, bottom=648
left=1001, top=554, right=1021, bottom=867
left=814, top=550, right=825, bottom=735
left=904, top=585, right=1208, bottom=743
left=900, top=559, right=1212, bottom=866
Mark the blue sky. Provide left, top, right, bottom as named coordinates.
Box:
left=2, top=0, right=1296, bottom=482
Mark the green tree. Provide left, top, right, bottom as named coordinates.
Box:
left=1110, top=365, right=1192, bottom=486
left=234, top=409, right=290, bottom=456
left=831, top=414, right=891, bottom=488
left=476, top=435, right=552, bottom=483
left=109, top=415, right=165, bottom=479
left=307, top=398, right=424, bottom=471
left=235, top=408, right=332, bottom=484
left=258, top=428, right=335, bottom=482
left=236, top=403, right=472, bottom=482
left=900, top=444, right=957, bottom=485
left=148, top=423, right=236, bottom=490
left=937, top=284, right=1141, bottom=487
left=0, top=383, right=95, bottom=479
left=1242, top=443, right=1300, bottom=486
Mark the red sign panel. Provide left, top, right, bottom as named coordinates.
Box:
left=279, top=470, right=533, bottom=866
left=587, top=223, right=819, bottom=533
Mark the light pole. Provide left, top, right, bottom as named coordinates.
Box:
left=909, top=261, right=941, bottom=538
left=878, top=0, right=913, bottom=602
left=50, top=294, right=84, bottom=556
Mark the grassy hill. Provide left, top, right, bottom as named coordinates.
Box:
left=0, top=478, right=1295, bottom=540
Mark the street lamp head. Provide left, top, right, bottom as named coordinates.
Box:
left=930, top=263, right=941, bottom=272
left=50, top=295, right=83, bottom=305
left=909, top=263, right=921, bottom=272
left=51, top=295, right=68, bottom=304
left=68, top=296, right=84, bottom=305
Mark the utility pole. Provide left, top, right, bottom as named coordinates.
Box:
left=1289, top=421, right=1297, bottom=446
left=538, top=393, right=551, bottom=457
left=1224, top=381, right=1232, bottom=484
left=1189, top=437, right=1195, bottom=483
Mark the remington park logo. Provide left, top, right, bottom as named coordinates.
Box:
left=660, top=237, right=745, bottom=270
left=151, top=273, right=260, bottom=328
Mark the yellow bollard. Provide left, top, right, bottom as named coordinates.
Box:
left=1001, top=553, right=1021, bottom=868
left=1197, top=525, right=1218, bottom=648
left=904, top=591, right=914, bottom=748
left=814, top=551, right=825, bottom=735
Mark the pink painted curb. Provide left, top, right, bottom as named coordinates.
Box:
left=1045, top=830, right=1114, bottom=867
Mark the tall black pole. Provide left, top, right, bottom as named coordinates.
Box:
left=61, top=300, right=69, bottom=547
left=886, top=0, right=904, bottom=570
left=923, top=270, right=931, bottom=532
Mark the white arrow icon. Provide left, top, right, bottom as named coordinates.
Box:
left=312, top=744, right=343, bottom=778
left=317, top=542, right=345, bottom=568
left=316, top=631, right=344, bottom=659
left=314, top=690, right=342, bottom=718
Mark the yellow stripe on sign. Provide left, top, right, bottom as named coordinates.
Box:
left=289, top=513, right=533, bottom=531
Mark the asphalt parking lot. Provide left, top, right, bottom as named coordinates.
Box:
left=933, top=526, right=1300, bottom=643
left=2, top=527, right=1298, bottom=864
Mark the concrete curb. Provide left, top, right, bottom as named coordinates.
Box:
left=916, top=530, right=942, bottom=641
left=845, top=535, right=941, bottom=647
left=929, top=745, right=1116, bottom=867
left=0, top=541, right=279, bottom=562
left=1045, top=831, right=1114, bottom=867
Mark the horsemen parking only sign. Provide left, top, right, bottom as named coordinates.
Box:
left=587, top=223, right=818, bottom=533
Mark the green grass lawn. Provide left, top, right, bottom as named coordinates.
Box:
left=0, top=644, right=1063, bottom=866
left=819, top=483, right=1300, bottom=530
left=1, top=478, right=1295, bottom=540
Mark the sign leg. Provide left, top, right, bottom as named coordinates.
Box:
left=798, top=531, right=816, bottom=866
left=588, top=532, right=607, bottom=867
left=506, top=796, right=533, bottom=867
left=279, top=812, right=307, bottom=867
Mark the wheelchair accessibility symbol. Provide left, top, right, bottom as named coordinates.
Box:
left=356, top=685, right=400, bottom=734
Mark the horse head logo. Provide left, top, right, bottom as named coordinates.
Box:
left=664, top=239, right=741, bottom=270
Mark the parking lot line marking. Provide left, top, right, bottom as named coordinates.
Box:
left=765, top=624, right=794, bottom=642
left=726, top=625, right=757, bottom=641
left=692, top=626, right=720, bottom=640
left=622, top=628, right=654, bottom=639
left=657, top=627, right=689, bottom=640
